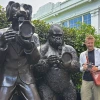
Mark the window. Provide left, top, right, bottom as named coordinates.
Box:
left=83, top=13, right=91, bottom=25
left=62, top=21, right=68, bottom=27
left=62, top=13, right=91, bottom=28
left=69, top=16, right=82, bottom=28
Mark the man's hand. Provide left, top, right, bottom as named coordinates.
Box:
left=91, top=66, right=98, bottom=72
left=83, top=63, right=88, bottom=71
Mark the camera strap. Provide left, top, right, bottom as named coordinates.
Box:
left=85, top=50, right=89, bottom=64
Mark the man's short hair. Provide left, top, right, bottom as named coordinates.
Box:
left=85, top=35, right=95, bottom=42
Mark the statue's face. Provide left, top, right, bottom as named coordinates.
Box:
left=6, top=1, right=32, bottom=21
left=48, top=25, right=64, bottom=49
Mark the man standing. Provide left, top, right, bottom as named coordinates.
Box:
left=80, top=35, right=100, bottom=100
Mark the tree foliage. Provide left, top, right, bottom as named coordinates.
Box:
left=32, top=20, right=50, bottom=44
left=0, top=6, right=10, bottom=29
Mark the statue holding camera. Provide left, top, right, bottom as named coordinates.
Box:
left=34, top=24, right=79, bottom=100
left=0, top=1, right=41, bottom=100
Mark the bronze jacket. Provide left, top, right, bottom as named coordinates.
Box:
left=0, top=30, right=40, bottom=87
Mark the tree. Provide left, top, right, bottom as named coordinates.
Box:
left=32, top=20, right=50, bottom=44
left=0, top=5, right=10, bottom=29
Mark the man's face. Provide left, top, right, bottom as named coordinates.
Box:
left=85, top=39, right=95, bottom=51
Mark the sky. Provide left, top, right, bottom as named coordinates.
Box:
left=0, top=0, right=65, bottom=14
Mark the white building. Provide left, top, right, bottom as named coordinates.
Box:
left=33, top=0, right=100, bottom=33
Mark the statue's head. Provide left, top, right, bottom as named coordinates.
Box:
left=48, top=24, right=64, bottom=49
left=6, top=1, right=32, bottom=21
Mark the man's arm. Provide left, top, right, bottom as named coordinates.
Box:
left=79, top=53, right=84, bottom=72
left=79, top=52, right=88, bottom=72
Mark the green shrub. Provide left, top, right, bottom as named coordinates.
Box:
left=0, top=6, right=10, bottom=29
left=32, top=20, right=50, bottom=44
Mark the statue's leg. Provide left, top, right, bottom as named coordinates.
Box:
left=19, top=83, right=41, bottom=100
left=0, top=86, right=15, bottom=100
left=38, top=83, right=57, bottom=100
left=62, top=83, right=77, bottom=100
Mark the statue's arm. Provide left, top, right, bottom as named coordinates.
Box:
left=24, top=42, right=40, bottom=65
left=34, top=43, right=50, bottom=73
left=0, top=32, right=8, bottom=67
left=63, top=45, right=80, bottom=72
left=69, top=46, right=80, bottom=71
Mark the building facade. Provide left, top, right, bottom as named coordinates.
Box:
left=33, top=0, right=100, bottom=33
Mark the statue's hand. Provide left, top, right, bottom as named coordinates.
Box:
left=62, top=60, right=79, bottom=70
left=62, top=61, right=71, bottom=68
left=38, top=59, right=47, bottom=66
left=18, top=35, right=33, bottom=50
left=47, top=55, right=60, bottom=66
left=34, top=59, right=49, bottom=73
left=0, top=30, right=16, bottom=47
left=71, top=60, right=79, bottom=68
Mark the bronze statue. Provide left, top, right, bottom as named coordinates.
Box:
left=34, top=24, right=79, bottom=100
left=0, top=1, right=41, bottom=100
